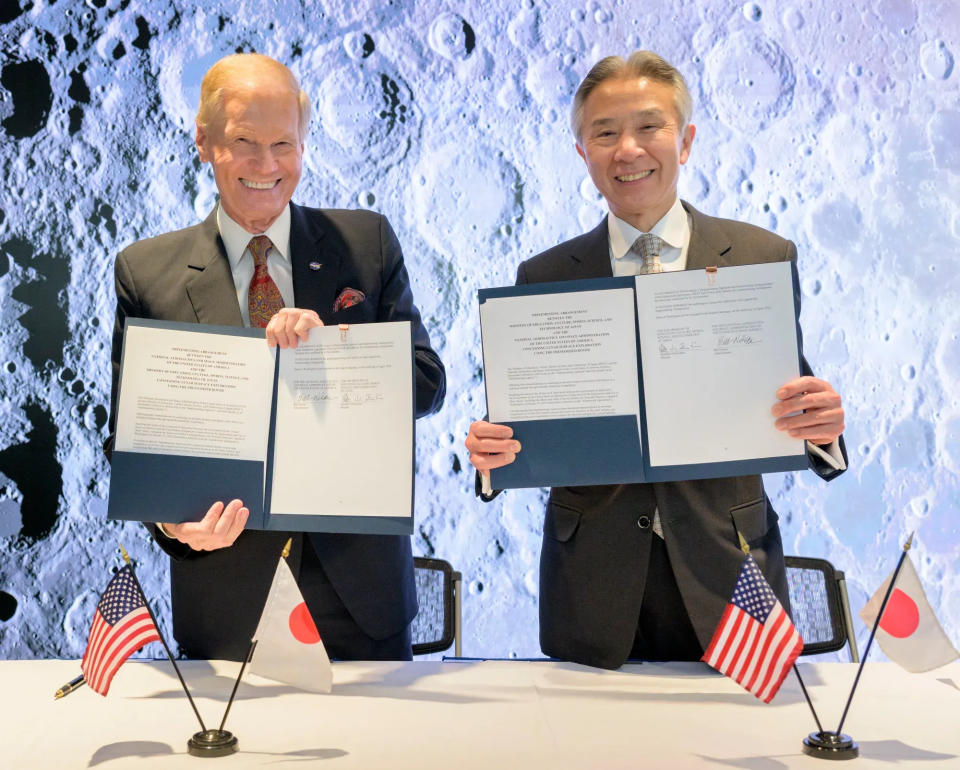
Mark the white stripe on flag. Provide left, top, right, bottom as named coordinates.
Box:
left=728, top=618, right=761, bottom=681
left=704, top=606, right=738, bottom=667
left=94, top=624, right=158, bottom=693
left=716, top=611, right=750, bottom=672
left=87, top=611, right=156, bottom=693
left=757, top=611, right=801, bottom=702
left=92, top=613, right=156, bottom=690
left=748, top=608, right=790, bottom=698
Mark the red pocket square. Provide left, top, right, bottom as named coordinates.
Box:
left=333, top=288, right=365, bottom=313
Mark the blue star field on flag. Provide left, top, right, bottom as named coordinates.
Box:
left=97, top=567, right=148, bottom=623
left=730, top=555, right=779, bottom=623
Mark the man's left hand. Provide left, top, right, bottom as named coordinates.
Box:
left=265, top=307, right=323, bottom=348
left=772, top=376, right=844, bottom=445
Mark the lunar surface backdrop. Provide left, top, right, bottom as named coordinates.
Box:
left=0, top=0, right=957, bottom=661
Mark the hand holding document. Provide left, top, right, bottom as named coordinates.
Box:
left=773, top=376, right=845, bottom=446
left=264, top=307, right=324, bottom=348
left=465, top=420, right=520, bottom=477
left=108, top=319, right=415, bottom=535
left=161, top=499, right=249, bottom=551
left=477, top=262, right=810, bottom=489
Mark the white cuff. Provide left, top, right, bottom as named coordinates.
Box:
left=156, top=522, right=175, bottom=539
left=480, top=472, right=494, bottom=498
left=806, top=440, right=846, bottom=472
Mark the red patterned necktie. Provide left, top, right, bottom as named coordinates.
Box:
left=247, top=235, right=285, bottom=328
left=631, top=232, right=664, bottom=274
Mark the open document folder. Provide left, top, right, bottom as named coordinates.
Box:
left=107, top=319, right=414, bottom=534
left=478, top=262, right=809, bottom=489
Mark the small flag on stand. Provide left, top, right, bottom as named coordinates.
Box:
left=702, top=553, right=804, bottom=703
left=859, top=553, right=958, bottom=673
left=248, top=543, right=332, bottom=693
left=81, top=564, right=161, bottom=696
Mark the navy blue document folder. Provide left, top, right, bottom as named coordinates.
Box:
left=479, top=267, right=809, bottom=490
left=107, top=319, right=414, bottom=535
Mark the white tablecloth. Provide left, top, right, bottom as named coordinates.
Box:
left=3, top=659, right=958, bottom=768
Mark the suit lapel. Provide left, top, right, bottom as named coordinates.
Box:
left=184, top=210, right=244, bottom=326
left=683, top=200, right=733, bottom=270
left=569, top=209, right=734, bottom=277
left=571, top=217, right=613, bottom=278
left=289, top=202, right=339, bottom=319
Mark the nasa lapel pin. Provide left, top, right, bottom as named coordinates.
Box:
left=308, top=261, right=323, bottom=271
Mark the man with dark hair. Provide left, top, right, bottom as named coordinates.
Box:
left=466, top=51, right=846, bottom=669
left=107, top=53, right=445, bottom=661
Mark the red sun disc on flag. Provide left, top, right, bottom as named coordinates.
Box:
left=288, top=602, right=322, bottom=644
left=879, top=588, right=920, bottom=638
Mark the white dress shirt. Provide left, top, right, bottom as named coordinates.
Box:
left=608, top=197, right=690, bottom=274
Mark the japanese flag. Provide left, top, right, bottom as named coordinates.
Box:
left=860, top=555, right=959, bottom=673
left=249, top=556, right=332, bottom=692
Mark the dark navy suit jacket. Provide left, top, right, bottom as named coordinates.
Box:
left=107, top=202, right=445, bottom=659
left=514, top=202, right=846, bottom=669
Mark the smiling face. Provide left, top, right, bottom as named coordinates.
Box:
left=576, top=76, right=695, bottom=232
left=196, top=74, right=303, bottom=234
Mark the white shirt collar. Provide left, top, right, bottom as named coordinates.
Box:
left=608, top=198, right=689, bottom=261
left=217, top=204, right=292, bottom=269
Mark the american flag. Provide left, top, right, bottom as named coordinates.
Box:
left=701, top=554, right=803, bottom=703
left=81, top=565, right=161, bottom=696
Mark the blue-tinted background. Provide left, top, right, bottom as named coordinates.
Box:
left=0, top=0, right=957, bottom=660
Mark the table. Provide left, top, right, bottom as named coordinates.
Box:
left=4, top=659, right=958, bottom=768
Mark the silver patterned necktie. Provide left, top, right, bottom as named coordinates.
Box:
left=630, top=232, right=664, bottom=274
left=631, top=231, right=665, bottom=538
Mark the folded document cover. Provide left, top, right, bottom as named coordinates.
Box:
left=108, top=319, right=415, bottom=534
left=478, top=262, right=808, bottom=489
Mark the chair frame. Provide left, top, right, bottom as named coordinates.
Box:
left=412, top=556, right=462, bottom=657
left=785, top=555, right=860, bottom=662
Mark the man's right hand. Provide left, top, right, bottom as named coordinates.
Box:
left=160, top=499, right=249, bottom=551
left=465, top=420, right=522, bottom=479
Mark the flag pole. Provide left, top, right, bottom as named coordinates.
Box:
left=732, top=529, right=825, bottom=731
left=792, top=665, right=824, bottom=734
left=218, top=640, right=258, bottom=733
left=834, top=532, right=914, bottom=736
left=801, top=533, right=914, bottom=760
left=119, top=544, right=207, bottom=733
left=191, top=538, right=291, bottom=755
left=189, top=543, right=296, bottom=755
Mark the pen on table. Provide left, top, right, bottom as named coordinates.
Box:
left=54, top=675, right=85, bottom=700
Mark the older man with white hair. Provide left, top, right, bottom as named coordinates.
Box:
left=107, top=53, right=445, bottom=661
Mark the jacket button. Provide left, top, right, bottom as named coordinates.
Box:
left=637, top=515, right=651, bottom=530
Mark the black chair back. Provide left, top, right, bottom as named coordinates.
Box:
left=785, top=555, right=858, bottom=660
left=411, top=557, right=461, bottom=656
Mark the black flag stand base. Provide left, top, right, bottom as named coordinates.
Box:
left=186, top=639, right=257, bottom=758
left=802, top=731, right=859, bottom=760
left=188, top=729, right=239, bottom=758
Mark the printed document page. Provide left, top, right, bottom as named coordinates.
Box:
left=634, top=262, right=804, bottom=467
left=480, top=288, right=641, bottom=425
left=270, top=322, right=413, bottom=519
left=114, top=324, right=275, bottom=461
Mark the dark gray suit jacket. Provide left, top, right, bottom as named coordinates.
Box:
left=107, top=202, right=445, bottom=660
left=515, top=201, right=846, bottom=669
